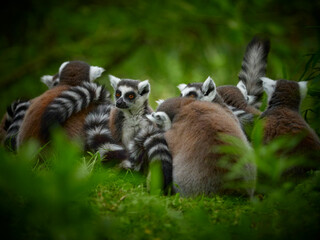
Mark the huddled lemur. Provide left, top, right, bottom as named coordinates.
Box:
left=177, top=36, right=270, bottom=129
left=146, top=97, right=256, bottom=197
left=1, top=73, right=60, bottom=150
left=16, top=60, right=107, bottom=149
left=260, top=77, right=320, bottom=176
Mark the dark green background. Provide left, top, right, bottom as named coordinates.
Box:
left=1, top=0, right=319, bottom=111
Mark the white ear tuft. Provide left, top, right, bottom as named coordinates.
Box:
left=109, top=75, right=121, bottom=90
left=298, top=81, right=308, bottom=99
left=177, top=84, right=187, bottom=92
left=202, top=76, right=216, bottom=95
left=90, top=66, right=105, bottom=81
left=156, top=99, right=164, bottom=106
left=138, top=80, right=150, bottom=95
left=236, top=80, right=248, bottom=99
left=260, top=77, right=276, bottom=100
left=59, top=61, right=69, bottom=74
left=41, top=75, right=54, bottom=88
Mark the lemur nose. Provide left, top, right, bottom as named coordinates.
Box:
left=116, top=98, right=128, bottom=109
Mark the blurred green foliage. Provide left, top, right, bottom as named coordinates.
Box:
left=0, top=0, right=319, bottom=111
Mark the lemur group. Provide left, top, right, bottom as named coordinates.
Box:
left=1, top=36, right=320, bottom=197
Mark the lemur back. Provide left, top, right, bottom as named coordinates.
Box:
left=260, top=77, right=320, bottom=173
left=156, top=98, right=255, bottom=197
left=1, top=73, right=60, bottom=150
left=17, top=61, right=106, bottom=148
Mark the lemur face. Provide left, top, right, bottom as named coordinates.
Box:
left=177, top=76, right=217, bottom=102
left=146, top=111, right=171, bottom=131
left=109, top=75, right=150, bottom=111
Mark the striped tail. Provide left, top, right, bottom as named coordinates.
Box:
left=128, top=125, right=173, bottom=192
left=228, top=106, right=254, bottom=129
left=83, top=104, right=128, bottom=161
left=40, top=82, right=109, bottom=142
left=238, top=36, right=270, bottom=109
left=5, top=100, right=31, bottom=150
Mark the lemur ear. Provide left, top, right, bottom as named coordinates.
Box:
left=59, top=61, right=69, bottom=75
left=202, top=76, right=216, bottom=96
left=138, top=80, right=150, bottom=95
left=41, top=75, right=54, bottom=88
left=236, top=80, right=248, bottom=99
left=260, top=77, right=276, bottom=97
left=177, top=84, right=187, bottom=92
left=298, top=81, right=308, bottom=99
left=90, top=66, right=105, bottom=82
left=109, top=75, right=121, bottom=90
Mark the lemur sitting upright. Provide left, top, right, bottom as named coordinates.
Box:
left=260, top=77, right=320, bottom=176
left=1, top=73, right=60, bottom=150
left=177, top=36, right=270, bottom=129
left=16, top=60, right=107, bottom=148
left=84, top=75, right=173, bottom=190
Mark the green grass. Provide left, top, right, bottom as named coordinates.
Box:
left=1, top=128, right=319, bottom=240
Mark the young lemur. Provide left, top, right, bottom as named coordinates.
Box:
left=260, top=77, right=320, bottom=176
left=177, top=36, right=270, bottom=129
left=16, top=60, right=107, bottom=148
left=1, top=73, right=60, bottom=150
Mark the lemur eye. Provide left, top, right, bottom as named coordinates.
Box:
left=115, top=91, right=121, bottom=98
left=128, top=94, right=135, bottom=99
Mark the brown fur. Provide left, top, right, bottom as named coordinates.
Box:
left=217, top=85, right=260, bottom=116
left=162, top=99, right=254, bottom=197
left=17, top=85, right=98, bottom=147
left=262, top=80, right=320, bottom=174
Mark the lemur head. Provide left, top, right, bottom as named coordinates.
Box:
left=177, top=76, right=217, bottom=102
left=57, top=61, right=105, bottom=86
left=41, top=73, right=59, bottom=89
left=146, top=111, right=171, bottom=131
left=260, top=77, right=308, bottom=109
left=109, top=75, right=150, bottom=112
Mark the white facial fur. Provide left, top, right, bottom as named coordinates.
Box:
left=156, top=99, right=164, bottom=106
left=146, top=111, right=171, bottom=131
left=59, top=61, right=69, bottom=75
left=179, top=86, right=202, bottom=98
left=89, top=66, right=105, bottom=82
left=201, top=76, right=217, bottom=102
left=109, top=75, right=121, bottom=90
left=236, top=80, right=248, bottom=100
left=298, top=81, right=308, bottom=100
left=260, top=77, right=276, bottom=102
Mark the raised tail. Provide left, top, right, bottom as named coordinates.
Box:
left=4, top=99, right=31, bottom=150
left=40, top=82, right=109, bottom=142
left=238, top=35, right=271, bottom=109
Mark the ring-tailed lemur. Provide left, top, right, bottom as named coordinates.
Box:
left=16, top=60, right=106, bottom=148
left=84, top=75, right=173, bottom=190
left=260, top=77, right=320, bottom=176
left=145, top=97, right=256, bottom=197
left=2, top=73, right=60, bottom=150
left=177, top=36, right=270, bottom=129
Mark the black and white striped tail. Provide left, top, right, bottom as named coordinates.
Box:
left=128, top=126, right=173, bottom=191
left=238, top=36, right=270, bottom=109
left=84, top=104, right=128, bottom=161
left=40, top=82, right=109, bottom=142
left=4, top=100, right=31, bottom=150
left=229, top=106, right=254, bottom=128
